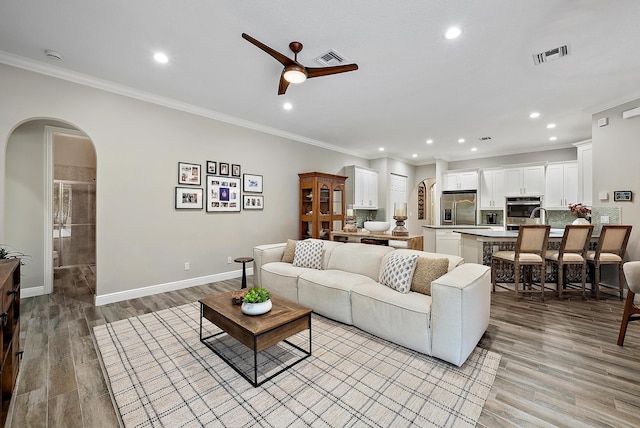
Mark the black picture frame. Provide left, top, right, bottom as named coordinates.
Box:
left=175, top=187, right=203, bottom=209
left=243, top=195, right=264, bottom=210
left=243, top=173, right=263, bottom=193
left=219, top=162, right=230, bottom=176
left=231, top=164, right=241, bottom=177
left=613, top=191, right=632, bottom=201
left=206, top=161, right=217, bottom=175
left=206, top=176, right=241, bottom=212
left=178, top=162, right=201, bottom=185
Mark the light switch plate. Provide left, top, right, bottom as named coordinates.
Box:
left=598, top=191, right=608, bottom=201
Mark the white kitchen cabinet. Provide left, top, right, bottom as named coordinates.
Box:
left=576, top=142, right=593, bottom=206
left=545, top=162, right=578, bottom=209
left=480, top=168, right=505, bottom=209
left=442, top=170, right=478, bottom=191
left=435, top=230, right=462, bottom=257
left=503, top=165, right=545, bottom=196
left=344, top=165, right=379, bottom=209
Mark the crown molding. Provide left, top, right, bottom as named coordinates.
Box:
left=0, top=50, right=368, bottom=159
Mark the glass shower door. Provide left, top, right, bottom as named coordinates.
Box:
left=53, top=181, right=96, bottom=268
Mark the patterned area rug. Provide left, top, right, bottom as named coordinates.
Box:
left=93, top=302, right=500, bottom=427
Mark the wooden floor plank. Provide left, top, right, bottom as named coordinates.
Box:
left=8, top=268, right=640, bottom=427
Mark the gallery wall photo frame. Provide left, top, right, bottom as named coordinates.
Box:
left=232, top=164, right=241, bottom=177
left=206, top=175, right=241, bottom=212
left=243, top=195, right=264, bottom=210
left=175, top=187, right=203, bottom=209
left=178, top=162, right=201, bottom=185
left=243, top=173, right=263, bottom=193
left=613, top=191, right=632, bottom=201
left=219, top=162, right=230, bottom=176
left=206, top=161, right=217, bottom=175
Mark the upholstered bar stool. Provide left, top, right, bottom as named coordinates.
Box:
left=617, top=261, right=640, bottom=346
left=545, top=224, right=593, bottom=300
left=492, top=225, right=550, bottom=301
left=587, top=225, right=632, bottom=300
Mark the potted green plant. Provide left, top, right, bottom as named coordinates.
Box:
left=0, top=245, right=28, bottom=265
left=241, top=287, right=272, bottom=315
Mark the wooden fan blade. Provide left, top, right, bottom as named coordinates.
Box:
left=278, top=71, right=290, bottom=95
left=306, top=63, right=359, bottom=79
left=242, top=33, right=296, bottom=67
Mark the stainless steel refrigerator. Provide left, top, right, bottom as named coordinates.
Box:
left=441, top=190, right=477, bottom=225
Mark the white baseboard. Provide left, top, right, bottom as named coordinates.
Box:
left=94, top=267, right=253, bottom=306
left=21, top=286, right=45, bottom=298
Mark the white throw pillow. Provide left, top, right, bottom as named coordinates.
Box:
left=293, top=240, right=323, bottom=269
left=379, top=253, right=419, bottom=293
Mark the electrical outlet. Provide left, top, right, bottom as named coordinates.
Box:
left=227, top=256, right=232, bottom=264
left=184, top=262, right=190, bottom=271
left=493, top=245, right=500, bottom=253
left=600, top=216, right=610, bottom=224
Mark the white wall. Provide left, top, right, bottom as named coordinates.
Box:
left=0, top=64, right=366, bottom=301
left=592, top=98, right=640, bottom=261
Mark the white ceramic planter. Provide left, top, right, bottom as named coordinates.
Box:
left=241, top=299, right=272, bottom=316
left=572, top=217, right=590, bottom=225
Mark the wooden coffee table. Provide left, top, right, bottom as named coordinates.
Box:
left=199, top=292, right=312, bottom=387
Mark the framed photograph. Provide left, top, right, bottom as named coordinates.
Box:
left=175, top=187, right=203, bottom=209
left=206, top=176, right=240, bottom=212
left=219, top=162, right=230, bottom=176
left=614, top=191, right=632, bottom=201
left=243, top=195, right=264, bottom=210
left=206, top=161, right=217, bottom=175
left=243, top=173, right=263, bottom=193
left=178, top=162, right=201, bottom=185
left=231, top=164, right=241, bottom=177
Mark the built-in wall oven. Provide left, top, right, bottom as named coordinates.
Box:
left=506, top=196, right=542, bottom=230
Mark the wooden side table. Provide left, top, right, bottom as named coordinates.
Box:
left=234, top=257, right=254, bottom=289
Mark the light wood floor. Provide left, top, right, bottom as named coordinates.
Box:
left=9, top=266, right=640, bottom=427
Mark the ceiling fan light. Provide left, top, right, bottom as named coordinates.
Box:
left=283, top=65, right=307, bottom=84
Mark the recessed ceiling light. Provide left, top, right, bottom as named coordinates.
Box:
left=283, top=102, right=293, bottom=110
left=426, top=139, right=433, bottom=144
left=445, top=27, right=462, bottom=40
left=529, top=112, right=540, bottom=118
left=378, top=147, right=384, bottom=152
left=412, top=154, right=418, bottom=158
left=458, top=138, right=465, bottom=143
left=471, top=147, right=478, bottom=152
left=546, top=123, right=556, bottom=129
left=153, top=52, right=169, bottom=64
left=549, top=136, right=557, bottom=141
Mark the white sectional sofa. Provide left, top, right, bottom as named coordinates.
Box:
left=253, top=240, right=491, bottom=366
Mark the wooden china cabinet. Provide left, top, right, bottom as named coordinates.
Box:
left=299, top=172, right=347, bottom=240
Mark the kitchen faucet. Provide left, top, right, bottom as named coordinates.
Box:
left=530, top=207, right=549, bottom=225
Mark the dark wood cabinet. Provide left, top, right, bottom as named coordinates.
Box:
left=299, top=172, right=347, bottom=240
left=0, top=259, right=21, bottom=426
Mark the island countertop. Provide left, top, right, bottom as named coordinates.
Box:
left=453, top=228, right=566, bottom=239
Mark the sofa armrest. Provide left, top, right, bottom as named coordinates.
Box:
left=430, top=263, right=491, bottom=366
left=252, top=243, right=287, bottom=287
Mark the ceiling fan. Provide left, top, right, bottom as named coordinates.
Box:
left=241, top=33, right=359, bottom=95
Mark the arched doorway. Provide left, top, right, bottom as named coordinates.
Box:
left=5, top=119, right=96, bottom=299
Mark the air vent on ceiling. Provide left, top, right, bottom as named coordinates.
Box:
left=533, top=44, right=570, bottom=65
left=315, top=50, right=346, bottom=66
left=478, top=136, right=492, bottom=141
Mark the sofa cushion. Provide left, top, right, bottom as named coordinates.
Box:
left=281, top=239, right=297, bottom=263
left=326, top=243, right=395, bottom=280
left=351, top=283, right=432, bottom=354
left=298, top=270, right=376, bottom=324
left=293, top=240, right=323, bottom=269
left=379, top=253, right=419, bottom=293
left=260, top=262, right=312, bottom=303
left=411, top=257, right=450, bottom=295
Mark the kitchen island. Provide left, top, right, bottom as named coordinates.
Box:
left=422, top=225, right=492, bottom=255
